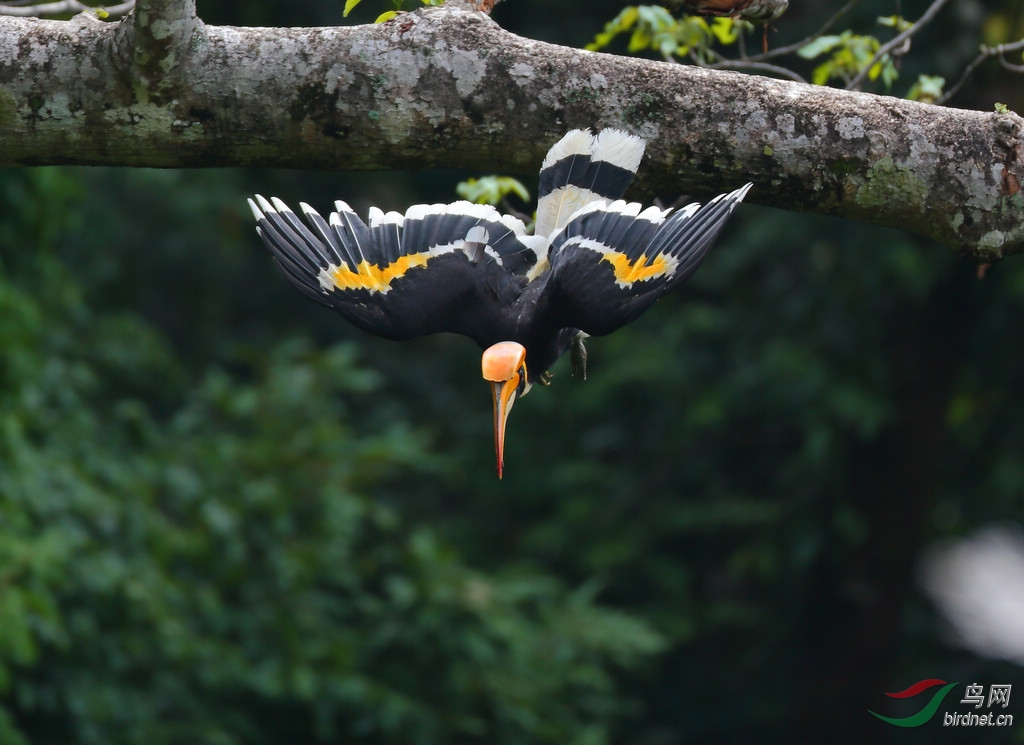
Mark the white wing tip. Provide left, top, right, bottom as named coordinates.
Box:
left=449, top=201, right=511, bottom=224
left=384, top=210, right=404, bottom=225
left=247, top=197, right=265, bottom=221
left=252, top=194, right=276, bottom=215
left=299, top=202, right=322, bottom=219
left=591, top=129, right=646, bottom=173
left=678, top=182, right=754, bottom=216
left=404, top=202, right=433, bottom=221
left=498, top=212, right=529, bottom=235
left=368, top=209, right=404, bottom=227
left=541, top=128, right=593, bottom=168
left=638, top=204, right=671, bottom=222
left=705, top=182, right=754, bottom=211
left=727, top=182, right=754, bottom=203
left=607, top=199, right=641, bottom=217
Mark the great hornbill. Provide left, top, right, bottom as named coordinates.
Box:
left=249, top=129, right=750, bottom=477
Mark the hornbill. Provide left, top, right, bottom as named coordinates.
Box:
left=249, top=129, right=750, bottom=477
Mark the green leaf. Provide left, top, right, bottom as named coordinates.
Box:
left=635, top=4, right=674, bottom=31
left=811, top=61, right=834, bottom=86
left=876, top=14, right=912, bottom=32
left=798, top=35, right=842, bottom=59
left=628, top=26, right=653, bottom=53
left=585, top=6, right=639, bottom=52
left=375, top=10, right=399, bottom=22
left=658, top=34, right=679, bottom=57
left=343, top=0, right=362, bottom=17
left=456, top=176, right=529, bottom=206
left=709, top=17, right=740, bottom=45
left=879, top=58, right=899, bottom=88
left=671, top=16, right=708, bottom=58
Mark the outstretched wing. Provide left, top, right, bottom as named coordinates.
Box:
left=249, top=196, right=547, bottom=344
left=540, top=183, right=752, bottom=337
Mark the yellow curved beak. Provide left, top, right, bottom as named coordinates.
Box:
left=491, top=377, right=519, bottom=479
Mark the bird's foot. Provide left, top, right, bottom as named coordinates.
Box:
left=571, top=335, right=588, bottom=381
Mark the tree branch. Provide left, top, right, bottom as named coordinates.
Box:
left=0, top=7, right=1021, bottom=260
left=709, top=0, right=861, bottom=65
left=699, top=47, right=807, bottom=83
left=0, top=0, right=134, bottom=18
left=941, top=39, right=1024, bottom=105
left=112, top=0, right=204, bottom=100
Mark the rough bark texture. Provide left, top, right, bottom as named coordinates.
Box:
left=1, top=4, right=1022, bottom=260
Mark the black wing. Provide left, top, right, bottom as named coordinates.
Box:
left=249, top=196, right=547, bottom=344
left=540, top=183, right=752, bottom=336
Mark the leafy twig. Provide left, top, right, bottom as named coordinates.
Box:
left=701, top=47, right=807, bottom=82
left=845, top=0, right=950, bottom=90
left=723, top=0, right=862, bottom=64
left=939, top=38, right=1024, bottom=104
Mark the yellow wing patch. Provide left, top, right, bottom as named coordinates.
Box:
left=600, top=252, right=677, bottom=287
left=320, top=254, right=429, bottom=294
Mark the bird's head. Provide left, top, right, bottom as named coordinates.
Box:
left=481, top=341, right=530, bottom=479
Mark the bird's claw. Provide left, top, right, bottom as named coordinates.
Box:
left=571, top=336, right=588, bottom=380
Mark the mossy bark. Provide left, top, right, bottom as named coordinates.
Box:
left=1, top=3, right=1022, bottom=259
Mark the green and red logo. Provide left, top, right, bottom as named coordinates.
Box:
left=869, top=679, right=959, bottom=727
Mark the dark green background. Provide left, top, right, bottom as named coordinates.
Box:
left=2, top=1, right=1023, bottom=743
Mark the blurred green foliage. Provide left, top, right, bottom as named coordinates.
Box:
left=455, top=176, right=530, bottom=210
left=585, top=2, right=1024, bottom=104
left=586, top=5, right=742, bottom=61
left=343, top=0, right=444, bottom=23
left=0, top=169, right=663, bottom=745
left=797, top=29, right=894, bottom=87
left=3, top=1, right=1024, bottom=744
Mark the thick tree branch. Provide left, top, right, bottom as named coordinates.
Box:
left=0, top=1, right=134, bottom=17
left=0, top=7, right=1022, bottom=260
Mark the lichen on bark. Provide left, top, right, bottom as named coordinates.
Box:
left=0, top=4, right=1021, bottom=259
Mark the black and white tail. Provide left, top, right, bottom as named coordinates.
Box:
left=534, top=128, right=646, bottom=239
